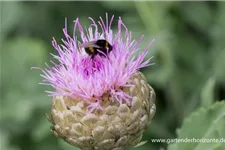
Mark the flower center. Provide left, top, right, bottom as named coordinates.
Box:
left=80, top=56, right=104, bottom=78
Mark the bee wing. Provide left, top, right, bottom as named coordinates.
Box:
left=79, top=41, right=100, bottom=48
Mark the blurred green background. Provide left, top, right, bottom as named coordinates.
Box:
left=1, top=1, right=225, bottom=150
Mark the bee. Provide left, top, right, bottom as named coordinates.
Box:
left=79, top=39, right=113, bottom=58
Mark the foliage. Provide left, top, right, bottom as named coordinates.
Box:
left=168, top=101, right=225, bottom=150
left=1, top=1, right=225, bottom=150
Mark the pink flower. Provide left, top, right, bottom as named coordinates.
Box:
left=35, top=13, right=154, bottom=112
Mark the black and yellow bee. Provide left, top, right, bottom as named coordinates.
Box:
left=80, top=39, right=113, bottom=58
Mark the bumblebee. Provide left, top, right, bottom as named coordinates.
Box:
left=79, top=39, right=113, bottom=58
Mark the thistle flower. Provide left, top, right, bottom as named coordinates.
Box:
left=35, top=14, right=156, bottom=150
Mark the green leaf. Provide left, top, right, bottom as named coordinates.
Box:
left=168, top=101, right=225, bottom=150
left=134, top=141, right=147, bottom=147
left=200, top=77, right=216, bottom=107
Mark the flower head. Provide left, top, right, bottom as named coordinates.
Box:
left=36, top=14, right=156, bottom=150
left=37, top=14, right=154, bottom=111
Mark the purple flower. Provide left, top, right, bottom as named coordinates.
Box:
left=35, top=14, right=154, bottom=112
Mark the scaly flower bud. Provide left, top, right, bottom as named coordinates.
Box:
left=35, top=13, right=156, bottom=150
